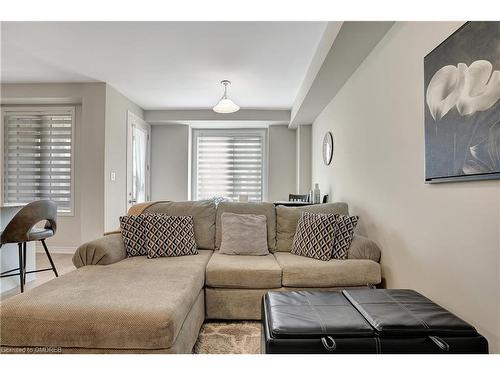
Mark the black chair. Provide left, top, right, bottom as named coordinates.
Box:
left=288, top=193, right=309, bottom=202
left=0, top=200, right=59, bottom=293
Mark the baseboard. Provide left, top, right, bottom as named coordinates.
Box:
left=35, top=245, right=75, bottom=254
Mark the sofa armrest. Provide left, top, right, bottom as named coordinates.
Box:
left=72, top=233, right=126, bottom=268
left=348, top=235, right=381, bottom=263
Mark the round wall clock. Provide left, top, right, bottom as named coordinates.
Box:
left=322, top=131, right=334, bottom=166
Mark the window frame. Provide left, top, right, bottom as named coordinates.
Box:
left=191, top=128, right=269, bottom=202
left=1, top=106, right=76, bottom=216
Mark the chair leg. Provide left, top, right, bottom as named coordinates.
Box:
left=41, top=240, right=58, bottom=277
left=17, top=243, right=24, bottom=293
left=23, top=242, right=27, bottom=284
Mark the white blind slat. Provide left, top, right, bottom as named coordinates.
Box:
left=195, top=132, right=264, bottom=202
left=3, top=110, right=74, bottom=213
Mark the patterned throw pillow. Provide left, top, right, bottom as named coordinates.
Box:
left=291, top=212, right=338, bottom=261
left=332, top=214, right=359, bottom=259
left=119, top=215, right=148, bottom=257
left=144, top=214, right=198, bottom=258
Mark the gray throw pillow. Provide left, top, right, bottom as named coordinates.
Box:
left=291, top=212, right=338, bottom=261
left=144, top=214, right=198, bottom=258
left=219, top=213, right=269, bottom=256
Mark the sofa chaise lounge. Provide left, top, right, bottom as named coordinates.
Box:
left=0, top=200, right=381, bottom=353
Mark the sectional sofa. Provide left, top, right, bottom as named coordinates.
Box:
left=0, top=200, right=381, bottom=354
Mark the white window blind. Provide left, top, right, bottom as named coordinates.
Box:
left=2, top=107, right=74, bottom=214
left=193, top=130, right=266, bottom=202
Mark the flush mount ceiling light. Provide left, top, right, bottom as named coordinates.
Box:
left=213, top=80, right=240, bottom=114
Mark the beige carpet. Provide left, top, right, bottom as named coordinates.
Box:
left=193, top=321, right=262, bottom=354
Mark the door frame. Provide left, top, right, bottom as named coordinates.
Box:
left=126, top=111, right=151, bottom=210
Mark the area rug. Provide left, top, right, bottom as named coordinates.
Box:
left=193, top=321, right=261, bottom=354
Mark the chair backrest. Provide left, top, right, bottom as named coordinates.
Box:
left=288, top=193, right=309, bottom=202
left=0, top=200, right=57, bottom=244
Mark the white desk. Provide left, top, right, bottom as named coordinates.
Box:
left=0, top=205, right=36, bottom=294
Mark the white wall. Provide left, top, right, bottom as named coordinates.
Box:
left=150, top=124, right=190, bottom=201
left=268, top=125, right=297, bottom=201
left=149, top=124, right=301, bottom=203
left=1, top=83, right=107, bottom=249
left=1, top=83, right=145, bottom=243
left=296, top=125, right=312, bottom=194
left=104, top=85, right=144, bottom=231
left=311, top=22, right=500, bottom=352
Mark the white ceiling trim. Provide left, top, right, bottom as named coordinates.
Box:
left=145, top=109, right=290, bottom=125
left=290, top=22, right=343, bottom=122
left=289, top=21, right=394, bottom=128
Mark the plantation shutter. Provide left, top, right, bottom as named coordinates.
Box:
left=195, top=132, right=264, bottom=202
left=3, top=108, right=74, bottom=214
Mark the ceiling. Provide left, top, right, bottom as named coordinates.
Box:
left=1, top=22, right=327, bottom=110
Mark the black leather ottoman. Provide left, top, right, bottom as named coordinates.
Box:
left=261, top=289, right=488, bottom=354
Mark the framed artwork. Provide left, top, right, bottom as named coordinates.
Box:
left=424, top=21, right=500, bottom=183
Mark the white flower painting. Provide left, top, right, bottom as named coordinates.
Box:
left=427, top=60, right=500, bottom=120
left=424, top=22, right=500, bottom=182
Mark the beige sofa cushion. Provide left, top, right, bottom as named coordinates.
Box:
left=216, top=202, right=276, bottom=252
left=276, top=202, right=349, bottom=252
left=219, top=213, right=269, bottom=256
left=0, top=251, right=213, bottom=350
left=205, top=287, right=274, bottom=320
left=206, top=252, right=282, bottom=288
left=274, top=251, right=381, bottom=287
left=143, top=200, right=216, bottom=250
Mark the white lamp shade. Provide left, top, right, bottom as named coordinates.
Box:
left=213, top=98, right=240, bottom=114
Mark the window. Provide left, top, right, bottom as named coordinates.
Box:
left=192, top=129, right=267, bottom=202
left=1, top=107, right=75, bottom=215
